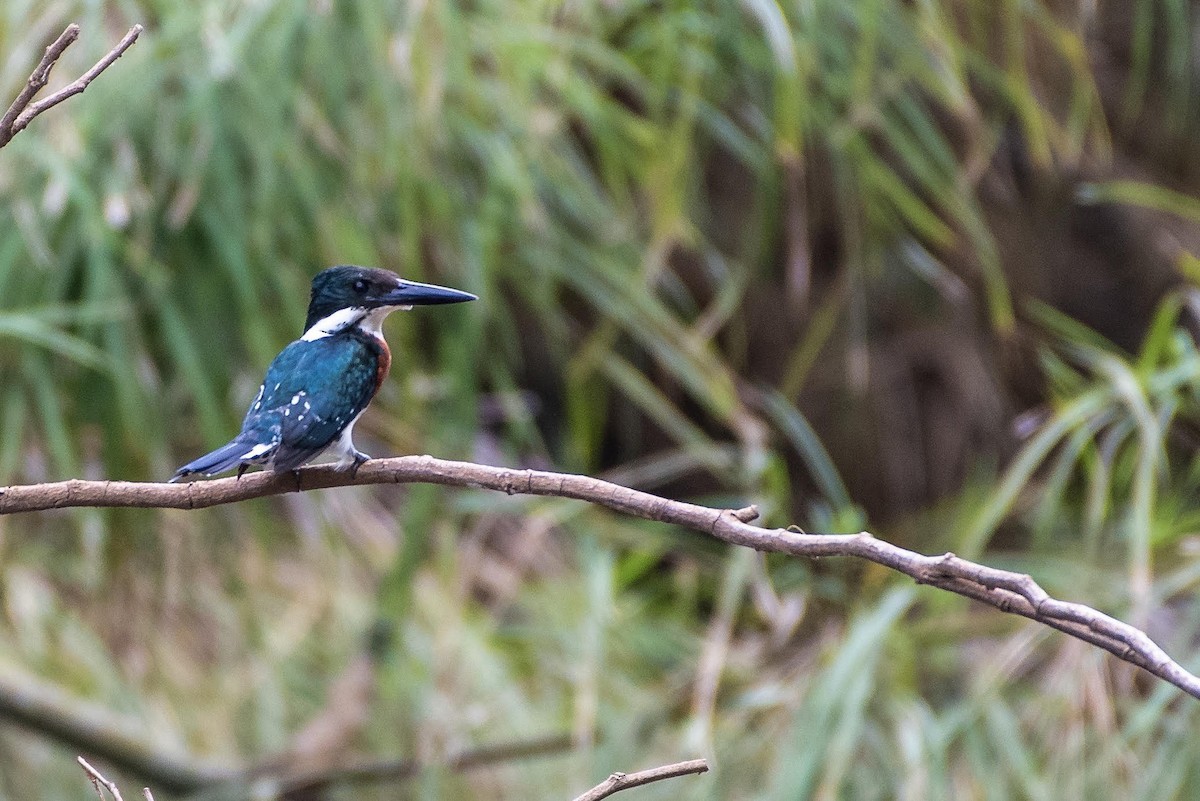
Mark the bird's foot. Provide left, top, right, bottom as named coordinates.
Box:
left=349, top=449, right=370, bottom=478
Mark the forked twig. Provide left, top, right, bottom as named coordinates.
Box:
left=77, top=756, right=156, bottom=801
left=78, top=757, right=124, bottom=801
left=0, top=22, right=142, bottom=147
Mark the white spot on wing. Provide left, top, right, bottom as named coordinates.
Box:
left=241, top=443, right=273, bottom=460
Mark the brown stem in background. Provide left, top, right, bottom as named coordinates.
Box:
left=0, top=669, right=234, bottom=792
left=4, top=660, right=570, bottom=794
left=275, top=733, right=574, bottom=799
left=782, top=155, right=811, bottom=311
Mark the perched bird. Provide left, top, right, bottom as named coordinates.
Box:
left=171, top=265, right=476, bottom=482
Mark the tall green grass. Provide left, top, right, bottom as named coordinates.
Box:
left=0, top=0, right=1116, bottom=489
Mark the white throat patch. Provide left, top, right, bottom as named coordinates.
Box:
left=357, top=305, right=408, bottom=337
left=301, top=305, right=408, bottom=341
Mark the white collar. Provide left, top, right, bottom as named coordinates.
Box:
left=300, top=305, right=408, bottom=341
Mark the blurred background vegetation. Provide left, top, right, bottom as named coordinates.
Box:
left=1, top=0, right=1200, bottom=798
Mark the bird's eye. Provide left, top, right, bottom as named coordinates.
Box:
left=352, top=279, right=368, bottom=293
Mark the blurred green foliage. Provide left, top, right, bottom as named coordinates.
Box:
left=1, top=0, right=1200, bottom=799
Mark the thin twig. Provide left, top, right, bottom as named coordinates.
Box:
left=572, top=759, right=709, bottom=801
left=78, top=756, right=125, bottom=801
left=1, top=455, right=1197, bottom=699
left=0, top=22, right=142, bottom=147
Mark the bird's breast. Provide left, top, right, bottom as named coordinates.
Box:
left=373, top=335, right=392, bottom=392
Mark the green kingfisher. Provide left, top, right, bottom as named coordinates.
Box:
left=171, top=265, right=476, bottom=482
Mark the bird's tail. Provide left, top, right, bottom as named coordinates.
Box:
left=170, top=439, right=267, bottom=482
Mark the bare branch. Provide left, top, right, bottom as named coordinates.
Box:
left=0, top=22, right=142, bottom=147
left=572, top=759, right=709, bottom=801
left=2, top=455, right=1199, bottom=700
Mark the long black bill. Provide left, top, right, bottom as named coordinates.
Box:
left=375, top=279, right=478, bottom=307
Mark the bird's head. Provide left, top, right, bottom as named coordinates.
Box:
left=304, top=265, right=476, bottom=334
